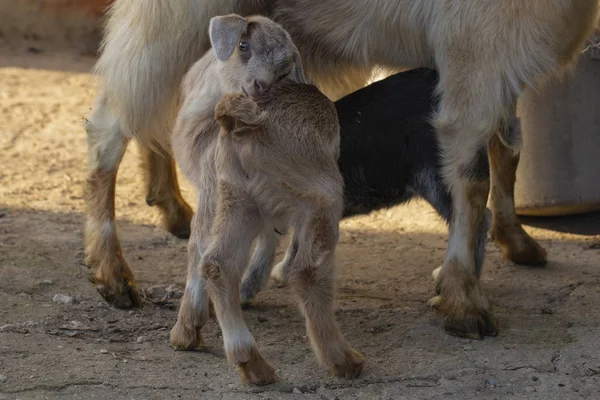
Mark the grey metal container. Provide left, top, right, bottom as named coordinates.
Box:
left=514, top=33, right=600, bottom=217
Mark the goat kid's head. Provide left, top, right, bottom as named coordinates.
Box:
left=209, top=14, right=307, bottom=98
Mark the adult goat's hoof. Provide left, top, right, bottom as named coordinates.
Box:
left=491, top=224, right=547, bottom=266
left=430, top=258, right=498, bottom=339
left=92, top=275, right=141, bottom=309
left=160, top=198, right=194, bottom=239
left=442, top=311, right=498, bottom=339
left=430, top=295, right=498, bottom=339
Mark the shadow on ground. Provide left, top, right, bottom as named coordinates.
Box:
left=1, top=206, right=599, bottom=399
left=521, top=211, right=600, bottom=236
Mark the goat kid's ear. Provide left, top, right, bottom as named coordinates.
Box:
left=290, top=49, right=308, bottom=84
left=209, top=14, right=248, bottom=61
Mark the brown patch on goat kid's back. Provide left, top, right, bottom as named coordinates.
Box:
left=85, top=168, right=141, bottom=309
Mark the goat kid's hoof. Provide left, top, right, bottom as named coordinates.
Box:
left=170, top=322, right=204, bottom=351
left=331, top=349, right=365, bottom=379
left=491, top=226, right=547, bottom=266
left=92, top=276, right=141, bottom=309
left=236, top=348, right=276, bottom=385
left=240, top=299, right=254, bottom=310
left=270, top=261, right=289, bottom=288
left=239, top=285, right=259, bottom=309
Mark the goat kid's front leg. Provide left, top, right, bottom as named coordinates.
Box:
left=202, top=182, right=275, bottom=385
left=488, top=130, right=547, bottom=266
left=139, top=146, right=194, bottom=239
left=84, top=95, right=140, bottom=309
left=287, top=214, right=364, bottom=379
left=170, top=206, right=211, bottom=351
left=428, top=91, right=499, bottom=339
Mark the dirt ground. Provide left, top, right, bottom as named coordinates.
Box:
left=1, top=48, right=599, bottom=400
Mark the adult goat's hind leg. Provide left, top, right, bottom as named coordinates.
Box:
left=488, top=131, right=547, bottom=266
left=140, top=147, right=194, bottom=239
left=429, top=76, right=502, bottom=339
left=85, top=95, right=140, bottom=309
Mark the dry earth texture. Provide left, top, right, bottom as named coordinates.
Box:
left=1, top=48, right=600, bottom=400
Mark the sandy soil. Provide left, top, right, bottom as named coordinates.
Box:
left=1, top=48, right=600, bottom=400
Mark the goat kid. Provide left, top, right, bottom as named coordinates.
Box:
left=167, top=14, right=362, bottom=384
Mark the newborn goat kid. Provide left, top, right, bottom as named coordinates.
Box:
left=174, top=89, right=363, bottom=384
left=169, top=15, right=362, bottom=384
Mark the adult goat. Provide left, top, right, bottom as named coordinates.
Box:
left=85, top=0, right=599, bottom=339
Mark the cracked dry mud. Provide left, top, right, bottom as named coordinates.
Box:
left=1, top=49, right=600, bottom=400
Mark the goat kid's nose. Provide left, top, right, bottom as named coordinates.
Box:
left=253, top=79, right=268, bottom=93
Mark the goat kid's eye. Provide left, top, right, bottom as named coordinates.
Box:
left=239, top=41, right=249, bottom=52
left=278, top=69, right=293, bottom=81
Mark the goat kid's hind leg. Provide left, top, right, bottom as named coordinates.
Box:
left=140, top=146, right=194, bottom=239
left=85, top=95, right=140, bottom=309
left=202, top=184, right=275, bottom=385
left=429, top=89, right=500, bottom=339
left=287, top=214, right=364, bottom=379
left=488, top=130, right=547, bottom=266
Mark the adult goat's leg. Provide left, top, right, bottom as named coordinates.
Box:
left=140, top=147, right=194, bottom=239
left=429, top=81, right=501, bottom=339
left=489, top=132, right=547, bottom=266
left=287, top=213, right=364, bottom=378
left=85, top=95, right=140, bottom=309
